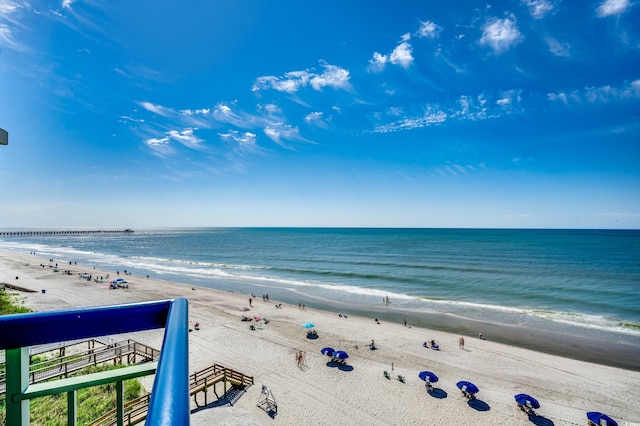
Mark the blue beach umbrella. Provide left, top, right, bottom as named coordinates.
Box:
left=418, top=371, right=439, bottom=383
left=302, top=322, right=315, bottom=328
left=321, top=347, right=335, bottom=356
left=333, top=350, right=349, bottom=360
left=515, top=393, right=540, bottom=409
left=456, top=381, right=479, bottom=394
left=586, top=412, right=618, bottom=426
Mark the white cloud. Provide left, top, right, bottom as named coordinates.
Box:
left=368, top=52, right=388, bottom=72
left=181, top=108, right=210, bottom=116
left=596, top=0, right=630, bottom=17
left=547, top=79, right=640, bottom=105
left=545, top=37, right=570, bottom=57
left=547, top=92, right=569, bottom=103
left=417, top=20, right=442, bottom=39
left=0, top=23, right=22, bottom=50
left=369, top=35, right=414, bottom=72
left=389, top=41, right=414, bottom=69
left=264, top=123, right=305, bottom=147
left=167, top=128, right=203, bottom=149
left=374, top=107, right=447, bottom=133
left=144, top=136, right=173, bottom=156
left=304, top=111, right=329, bottom=129
left=252, top=62, right=351, bottom=93
left=0, top=0, right=21, bottom=14
left=62, top=0, right=75, bottom=9
left=480, top=16, right=523, bottom=54
left=309, top=64, right=351, bottom=90
left=139, top=101, right=174, bottom=117
left=219, top=130, right=257, bottom=146
left=0, top=0, right=29, bottom=51
left=522, top=0, right=554, bottom=19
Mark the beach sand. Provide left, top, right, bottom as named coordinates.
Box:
left=1, top=249, right=639, bottom=425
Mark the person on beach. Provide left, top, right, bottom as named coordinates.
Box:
left=403, top=318, right=407, bottom=327
left=249, top=297, right=252, bottom=307
left=459, top=337, right=465, bottom=349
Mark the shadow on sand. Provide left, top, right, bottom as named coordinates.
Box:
left=326, top=361, right=353, bottom=372
left=428, top=388, right=448, bottom=399
left=467, top=398, right=491, bottom=411
left=528, top=414, right=554, bottom=426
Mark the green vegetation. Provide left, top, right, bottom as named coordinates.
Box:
left=1, top=364, right=145, bottom=425
left=0, top=289, right=31, bottom=315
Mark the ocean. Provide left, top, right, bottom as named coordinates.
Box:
left=1, top=228, right=639, bottom=346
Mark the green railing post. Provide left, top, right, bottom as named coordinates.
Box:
left=6, top=347, right=29, bottom=426
left=116, top=380, right=124, bottom=426
left=67, top=390, right=77, bottom=426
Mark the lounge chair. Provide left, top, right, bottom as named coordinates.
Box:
left=397, top=375, right=405, bottom=383
left=517, top=402, right=535, bottom=416
left=383, top=371, right=391, bottom=380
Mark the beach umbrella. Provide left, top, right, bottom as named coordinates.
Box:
left=515, top=393, right=540, bottom=409
left=418, top=371, right=439, bottom=383
left=333, top=350, right=349, bottom=360
left=456, top=381, right=479, bottom=394
left=321, top=347, right=335, bottom=356
left=586, top=412, right=618, bottom=426
left=302, top=322, right=315, bottom=328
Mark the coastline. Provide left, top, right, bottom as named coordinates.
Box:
left=2, top=248, right=639, bottom=425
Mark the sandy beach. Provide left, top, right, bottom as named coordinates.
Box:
left=1, top=249, right=639, bottom=426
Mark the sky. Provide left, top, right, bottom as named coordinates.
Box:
left=0, top=0, right=639, bottom=229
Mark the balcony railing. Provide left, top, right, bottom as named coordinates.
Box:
left=0, top=298, right=189, bottom=425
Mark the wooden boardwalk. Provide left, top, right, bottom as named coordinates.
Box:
left=87, top=363, right=254, bottom=426
left=0, top=338, right=159, bottom=394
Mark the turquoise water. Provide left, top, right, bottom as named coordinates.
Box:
left=1, top=228, right=639, bottom=344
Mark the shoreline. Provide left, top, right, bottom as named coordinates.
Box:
left=2, top=249, right=640, bottom=425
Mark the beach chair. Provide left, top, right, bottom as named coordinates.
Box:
left=397, top=375, right=405, bottom=383
left=383, top=371, right=391, bottom=380
left=257, top=385, right=277, bottom=415
left=517, top=402, right=535, bottom=416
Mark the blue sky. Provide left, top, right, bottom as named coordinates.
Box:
left=1, top=0, right=639, bottom=229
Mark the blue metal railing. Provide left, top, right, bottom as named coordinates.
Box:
left=0, top=298, right=189, bottom=425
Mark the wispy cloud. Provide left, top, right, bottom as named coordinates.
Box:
left=144, top=136, right=174, bottom=157
left=263, top=123, right=307, bottom=147
left=219, top=130, right=257, bottom=147
left=374, top=107, right=447, bottom=133
left=596, top=0, right=631, bottom=17
left=547, top=79, right=640, bottom=104
left=522, top=0, right=555, bottom=19
left=252, top=61, right=351, bottom=93
left=545, top=37, right=571, bottom=57
left=479, top=15, right=523, bottom=54
left=167, top=128, right=203, bottom=149
left=139, top=101, right=174, bottom=117
left=62, top=0, right=76, bottom=10
left=305, top=111, right=330, bottom=129
left=0, top=0, right=29, bottom=51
